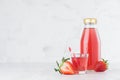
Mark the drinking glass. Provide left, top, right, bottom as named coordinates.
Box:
left=71, top=53, right=88, bottom=74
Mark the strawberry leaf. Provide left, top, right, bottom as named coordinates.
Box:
left=62, top=57, right=70, bottom=62
left=54, top=68, right=59, bottom=72
left=62, top=57, right=65, bottom=63
left=56, top=61, right=59, bottom=67
left=64, top=58, right=70, bottom=62
left=105, top=60, right=108, bottom=63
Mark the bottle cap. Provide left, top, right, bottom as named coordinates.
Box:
left=84, top=18, right=97, bottom=25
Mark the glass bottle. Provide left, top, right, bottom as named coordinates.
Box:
left=80, top=18, right=101, bottom=70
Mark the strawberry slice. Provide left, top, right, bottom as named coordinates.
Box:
left=54, top=57, right=76, bottom=75
left=94, top=59, right=108, bottom=72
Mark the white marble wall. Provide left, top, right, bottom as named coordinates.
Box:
left=0, top=0, right=120, bottom=63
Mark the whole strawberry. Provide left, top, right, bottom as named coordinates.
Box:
left=94, top=59, right=108, bottom=72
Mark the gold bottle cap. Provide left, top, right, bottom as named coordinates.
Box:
left=84, top=18, right=97, bottom=25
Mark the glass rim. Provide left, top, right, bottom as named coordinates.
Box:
left=71, top=53, right=88, bottom=57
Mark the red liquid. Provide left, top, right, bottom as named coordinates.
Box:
left=81, top=28, right=100, bottom=70
left=72, top=57, right=88, bottom=71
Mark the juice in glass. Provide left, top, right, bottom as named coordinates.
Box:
left=71, top=53, right=88, bottom=74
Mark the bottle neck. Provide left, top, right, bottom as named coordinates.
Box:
left=84, top=24, right=96, bottom=28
